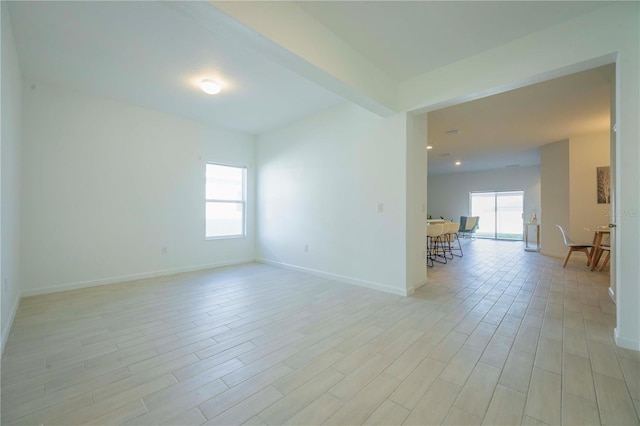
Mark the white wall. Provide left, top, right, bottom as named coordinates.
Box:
left=21, top=82, right=256, bottom=295
left=540, top=134, right=611, bottom=258
left=427, top=166, right=541, bottom=226
left=406, top=113, right=428, bottom=291
left=569, top=132, right=610, bottom=243
left=540, top=141, right=570, bottom=258
left=256, top=103, right=410, bottom=295
left=1, top=2, right=23, bottom=352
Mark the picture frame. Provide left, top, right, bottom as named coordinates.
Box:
left=597, top=166, right=610, bottom=204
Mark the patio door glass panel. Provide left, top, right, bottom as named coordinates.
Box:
left=471, top=192, right=496, bottom=239
left=496, top=192, right=524, bottom=240
left=471, top=191, right=524, bottom=240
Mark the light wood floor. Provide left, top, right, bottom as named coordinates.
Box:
left=2, top=240, right=639, bottom=425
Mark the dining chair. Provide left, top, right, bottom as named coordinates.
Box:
left=556, top=225, right=593, bottom=268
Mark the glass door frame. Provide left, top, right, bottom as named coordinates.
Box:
left=469, top=190, right=525, bottom=241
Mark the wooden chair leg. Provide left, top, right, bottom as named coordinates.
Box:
left=599, top=252, right=611, bottom=272
left=563, top=248, right=573, bottom=268
left=591, top=247, right=604, bottom=270
left=584, top=247, right=594, bottom=267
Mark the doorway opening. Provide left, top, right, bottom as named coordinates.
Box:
left=470, top=190, right=524, bottom=240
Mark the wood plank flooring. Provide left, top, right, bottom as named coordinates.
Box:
left=2, top=240, right=639, bottom=425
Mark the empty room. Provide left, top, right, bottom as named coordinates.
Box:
left=1, top=1, right=639, bottom=425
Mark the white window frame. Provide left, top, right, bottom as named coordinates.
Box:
left=205, top=162, right=247, bottom=240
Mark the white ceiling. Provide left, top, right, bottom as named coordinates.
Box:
left=7, top=1, right=345, bottom=135
left=427, top=64, right=613, bottom=175
left=296, top=1, right=610, bottom=81
left=7, top=0, right=613, bottom=165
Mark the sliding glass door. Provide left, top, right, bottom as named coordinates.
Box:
left=470, top=191, right=524, bottom=240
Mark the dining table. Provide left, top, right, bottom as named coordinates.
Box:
left=585, top=226, right=611, bottom=271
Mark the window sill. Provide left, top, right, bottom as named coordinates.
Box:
left=206, top=235, right=246, bottom=241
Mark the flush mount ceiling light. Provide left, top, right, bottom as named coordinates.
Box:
left=200, top=79, right=222, bottom=95
left=426, top=145, right=433, bottom=150
left=455, top=161, right=462, bottom=166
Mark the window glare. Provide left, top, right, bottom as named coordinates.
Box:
left=206, top=164, right=244, bottom=201
left=206, top=164, right=243, bottom=181
left=206, top=202, right=243, bottom=237
left=205, top=163, right=246, bottom=238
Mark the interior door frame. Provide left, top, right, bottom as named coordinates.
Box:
left=608, top=64, right=617, bottom=302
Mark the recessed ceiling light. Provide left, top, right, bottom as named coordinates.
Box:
left=455, top=161, right=462, bottom=166
left=426, top=145, right=433, bottom=150
left=446, top=129, right=460, bottom=136
left=200, top=79, right=222, bottom=95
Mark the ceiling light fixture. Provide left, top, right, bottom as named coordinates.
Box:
left=200, top=79, right=222, bottom=95
left=455, top=161, right=462, bottom=166
left=427, top=145, right=433, bottom=150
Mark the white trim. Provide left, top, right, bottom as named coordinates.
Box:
left=608, top=286, right=615, bottom=303
left=20, top=258, right=254, bottom=297
left=614, top=327, right=640, bottom=351
left=1, top=294, right=21, bottom=355
left=257, top=258, right=411, bottom=297
left=412, top=279, right=428, bottom=293
left=206, top=235, right=246, bottom=241
left=540, top=250, right=568, bottom=259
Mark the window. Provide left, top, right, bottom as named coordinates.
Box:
left=205, top=163, right=246, bottom=238
left=470, top=190, right=524, bottom=240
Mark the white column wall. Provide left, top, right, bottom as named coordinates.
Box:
left=406, top=113, right=428, bottom=292
left=1, top=2, right=23, bottom=352
left=540, top=141, right=571, bottom=258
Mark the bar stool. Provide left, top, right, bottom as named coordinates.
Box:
left=426, top=224, right=444, bottom=267
left=446, top=222, right=463, bottom=257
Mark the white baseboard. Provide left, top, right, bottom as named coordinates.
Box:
left=614, top=327, right=640, bottom=351
left=1, top=293, right=21, bottom=355
left=410, top=279, right=428, bottom=295
left=20, top=258, right=255, bottom=298
left=257, top=258, right=410, bottom=297
left=540, top=250, right=568, bottom=259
